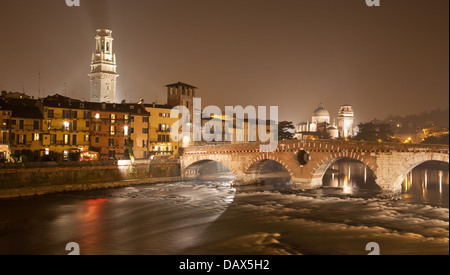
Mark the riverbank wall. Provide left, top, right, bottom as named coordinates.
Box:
left=0, top=159, right=181, bottom=199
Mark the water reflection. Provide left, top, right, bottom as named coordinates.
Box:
left=402, top=161, right=449, bottom=207
left=322, top=158, right=379, bottom=195
left=76, top=198, right=108, bottom=254
left=255, top=161, right=292, bottom=190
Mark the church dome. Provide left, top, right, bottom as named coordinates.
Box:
left=313, top=103, right=330, bottom=117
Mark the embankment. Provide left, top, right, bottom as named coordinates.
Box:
left=0, top=159, right=181, bottom=199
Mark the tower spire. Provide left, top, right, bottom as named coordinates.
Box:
left=89, top=29, right=119, bottom=103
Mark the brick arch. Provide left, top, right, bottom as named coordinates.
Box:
left=245, top=155, right=295, bottom=178
left=391, top=152, right=449, bottom=192
left=183, top=159, right=237, bottom=177
left=310, top=152, right=376, bottom=188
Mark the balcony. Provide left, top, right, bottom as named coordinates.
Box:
left=10, top=125, right=39, bottom=131
left=156, top=129, right=171, bottom=133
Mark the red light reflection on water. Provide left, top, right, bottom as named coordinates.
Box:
left=76, top=198, right=109, bottom=254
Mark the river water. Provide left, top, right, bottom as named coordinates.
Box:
left=0, top=161, right=448, bottom=255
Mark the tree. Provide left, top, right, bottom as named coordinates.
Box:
left=422, top=134, right=449, bottom=145
left=126, top=137, right=136, bottom=162
left=354, top=122, right=397, bottom=142
left=278, top=121, right=295, bottom=140
left=317, top=122, right=331, bottom=140
left=14, top=149, right=34, bottom=163
left=68, top=152, right=81, bottom=162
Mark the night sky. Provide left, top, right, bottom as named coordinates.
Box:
left=0, top=0, right=448, bottom=124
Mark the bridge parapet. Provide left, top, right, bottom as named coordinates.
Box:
left=182, top=140, right=449, bottom=155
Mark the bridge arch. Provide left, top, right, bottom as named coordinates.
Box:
left=183, top=159, right=236, bottom=181
left=245, top=156, right=295, bottom=178
left=390, top=153, right=449, bottom=194
left=244, top=157, right=294, bottom=185
left=310, top=154, right=376, bottom=189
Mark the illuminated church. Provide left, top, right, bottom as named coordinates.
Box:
left=295, top=103, right=355, bottom=140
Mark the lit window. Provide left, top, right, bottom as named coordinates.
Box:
left=63, top=121, right=70, bottom=131
left=63, top=134, right=70, bottom=145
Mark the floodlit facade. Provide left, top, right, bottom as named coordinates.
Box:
left=295, top=103, right=355, bottom=140
left=89, top=29, right=119, bottom=103
left=337, top=104, right=355, bottom=138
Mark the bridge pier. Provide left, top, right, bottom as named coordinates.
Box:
left=291, top=178, right=322, bottom=190
left=232, top=172, right=263, bottom=186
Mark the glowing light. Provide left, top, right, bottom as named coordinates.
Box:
left=364, top=166, right=367, bottom=184
left=63, top=121, right=70, bottom=130
left=409, top=171, right=413, bottom=190
left=95, top=113, right=100, bottom=119
left=348, top=166, right=351, bottom=181
left=118, top=160, right=131, bottom=166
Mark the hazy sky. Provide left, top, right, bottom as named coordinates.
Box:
left=0, top=0, right=448, bottom=124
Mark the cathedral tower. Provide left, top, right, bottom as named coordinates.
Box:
left=89, top=29, right=118, bottom=103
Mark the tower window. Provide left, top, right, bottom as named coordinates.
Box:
left=106, top=42, right=110, bottom=52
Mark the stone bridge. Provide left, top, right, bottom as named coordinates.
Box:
left=180, top=140, right=449, bottom=195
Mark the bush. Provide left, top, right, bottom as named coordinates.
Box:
left=14, top=150, right=34, bottom=163
left=69, top=152, right=81, bottom=162
left=41, top=152, right=63, bottom=162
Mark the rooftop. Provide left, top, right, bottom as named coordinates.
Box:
left=165, top=82, right=198, bottom=89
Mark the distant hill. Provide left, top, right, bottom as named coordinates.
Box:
left=384, top=109, right=449, bottom=134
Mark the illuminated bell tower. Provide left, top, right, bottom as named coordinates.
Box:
left=89, top=29, right=118, bottom=103
left=337, top=104, right=355, bottom=138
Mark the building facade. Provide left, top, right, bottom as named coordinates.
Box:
left=0, top=98, right=44, bottom=160
left=337, top=104, right=355, bottom=138
left=123, top=102, right=150, bottom=160
left=167, top=82, right=197, bottom=119
left=40, top=95, right=91, bottom=160
left=144, top=103, right=180, bottom=157
left=87, top=102, right=130, bottom=160
left=0, top=105, right=11, bottom=160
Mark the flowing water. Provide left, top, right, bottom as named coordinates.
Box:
left=0, top=161, right=448, bottom=255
